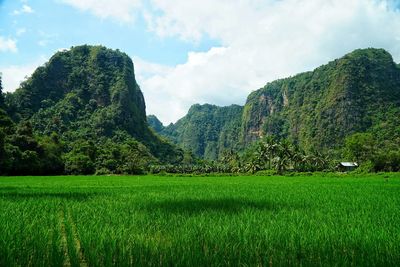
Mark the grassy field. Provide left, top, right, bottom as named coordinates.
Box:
left=1, top=173, right=400, bottom=266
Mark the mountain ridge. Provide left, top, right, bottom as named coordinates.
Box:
left=2, top=45, right=183, bottom=174
left=148, top=103, right=243, bottom=160
left=150, top=48, right=400, bottom=158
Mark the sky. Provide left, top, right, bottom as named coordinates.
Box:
left=1, top=0, right=400, bottom=124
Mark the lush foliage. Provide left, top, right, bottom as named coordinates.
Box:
left=1, top=46, right=183, bottom=175
left=1, top=174, right=400, bottom=266
left=0, top=122, right=64, bottom=175
left=150, top=135, right=331, bottom=175
left=147, top=114, right=164, bottom=133
left=344, top=132, right=400, bottom=172
left=2, top=75, right=63, bottom=175
left=150, top=104, right=243, bottom=160
left=242, top=48, right=400, bottom=152
left=155, top=48, right=400, bottom=172
left=2, top=47, right=400, bottom=175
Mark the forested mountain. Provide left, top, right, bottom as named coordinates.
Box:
left=149, top=104, right=243, bottom=160
left=2, top=46, right=400, bottom=174
left=152, top=48, right=400, bottom=160
left=1, top=45, right=183, bottom=175
left=147, top=115, right=165, bottom=133
left=242, top=48, right=400, bottom=152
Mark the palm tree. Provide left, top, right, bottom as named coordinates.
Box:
left=220, top=149, right=241, bottom=172
left=310, top=151, right=330, bottom=171
left=273, top=139, right=295, bottom=174
left=246, top=156, right=262, bottom=174
left=262, top=135, right=277, bottom=169
left=291, top=148, right=306, bottom=171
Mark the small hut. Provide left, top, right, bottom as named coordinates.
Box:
left=337, top=162, right=358, bottom=172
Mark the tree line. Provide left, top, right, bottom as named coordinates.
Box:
left=1, top=70, right=399, bottom=176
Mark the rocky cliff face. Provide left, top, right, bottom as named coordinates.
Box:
left=153, top=48, right=400, bottom=158
left=241, top=48, right=400, bottom=152
left=7, top=45, right=182, bottom=163
left=10, top=45, right=147, bottom=136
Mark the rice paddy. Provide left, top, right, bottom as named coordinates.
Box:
left=1, top=173, right=400, bottom=266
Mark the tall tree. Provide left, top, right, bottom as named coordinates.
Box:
left=345, top=133, right=376, bottom=163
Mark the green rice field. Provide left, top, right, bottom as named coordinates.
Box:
left=1, top=173, right=400, bottom=266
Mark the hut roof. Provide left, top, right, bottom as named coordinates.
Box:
left=339, top=162, right=358, bottom=167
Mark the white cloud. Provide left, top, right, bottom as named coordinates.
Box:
left=16, top=28, right=26, bottom=36
left=134, top=56, right=173, bottom=80
left=135, top=0, right=400, bottom=123
left=60, top=0, right=141, bottom=22
left=36, top=31, right=58, bottom=48
left=13, top=4, right=34, bottom=15
left=137, top=47, right=267, bottom=123
left=0, top=57, right=47, bottom=93
left=0, top=36, right=17, bottom=53
left=17, top=0, right=400, bottom=124
left=22, top=4, right=34, bottom=13
left=0, top=65, right=35, bottom=92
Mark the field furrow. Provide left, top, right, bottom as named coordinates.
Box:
left=0, top=173, right=399, bottom=266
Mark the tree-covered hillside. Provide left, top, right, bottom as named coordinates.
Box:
left=8, top=45, right=150, bottom=138
left=147, top=115, right=165, bottom=133
left=242, top=48, right=400, bottom=152
left=158, top=48, right=400, bottom=163
left=150, top=104, right=243, bottom=160
left=1, top=45, right=183, bottom=175
left=2, top=46, right=400, bottom=174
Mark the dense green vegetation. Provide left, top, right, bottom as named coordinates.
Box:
left=1, top=46, right=183, bottom=175
left=2, top=47, right=400, bottom=175
left=148, top=135, right=331, bottom=175
left=147, top=114, right=165, bottom=133
left=242, top=48, right=400, bottom=151
left=151, top=104, right=243, bottom=160
left=1, top=174, right=399, bottom=266
left=154, top=48, right=400, bottom=171
left=344, top=132, right=400, bottom=172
